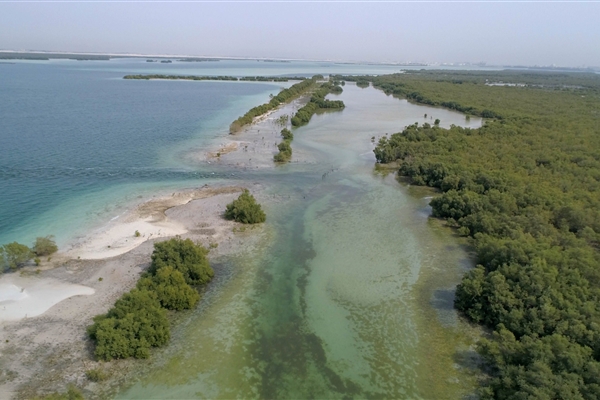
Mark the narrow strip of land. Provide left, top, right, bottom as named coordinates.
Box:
left=123, top=74, right=306, bottom=82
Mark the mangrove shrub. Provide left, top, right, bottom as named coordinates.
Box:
left=370, top=70, right=600, bottom=399
left=225, top=190, right=266, bottom=224
left=33, top=235, right=58, bottom=256
left=0, top=242, right=32, bottom=270
left=87, top=289, right=170, bottom=360
left=149, top=237, right=213, bottom=285
left=137, top=266, right=200, bottom=311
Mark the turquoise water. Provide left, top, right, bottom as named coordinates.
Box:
left=1, top=60, right=483, bottom=398
left=0, top=59, right=486, bottom=247
left=0, top=60, right=285, bottom=246
left=114, top=84, right=481, bottom=399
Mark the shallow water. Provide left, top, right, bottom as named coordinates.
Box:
left=116, top=84, right=481, bottom=399
left=1, top=60, right=483, bottom=397
left=0, top=59, right=483, bottom=248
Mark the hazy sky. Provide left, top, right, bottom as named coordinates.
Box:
left=1, top=1, right=599, bottom=67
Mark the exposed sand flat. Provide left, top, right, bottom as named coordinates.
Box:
left=66, top=186, right=244, bottom=260
left=192, top=93, right=317, bottom=169
left=0, top=184, right=263, bottom=399
left=207, top=141, right=239, bottom=158
left=0, top=277, right=94, bottom=322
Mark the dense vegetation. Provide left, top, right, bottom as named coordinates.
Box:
left=274, top=128, right=293, bottom=163
left=0, top=236, right=58, bottom=271
left=123, top=74, right=305, bottom=82
left=370, top=70, right=600, bottom=399
left=230, top=77, right=319, bottom=133
left=290, top=81, right=345, bottom=127
left=32, top=235, right=58, bottom=256
left=240, top=76, right=306, bottom=82
left=87, top=237, right=213, bottom=361
left=224, top=190, right=266, bottom=224
left=32, top=384, right=85, bottom=400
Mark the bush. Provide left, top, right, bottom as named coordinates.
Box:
left=137, top=266, right=200, bottom=311
left=32, top=235, right=58, bottom=256
left=274, top=141, right=292, bottom=163
left=1, top=242, right=33, bottom=270
left=225, top=190, right=266, bottom=224
left=149, top=238, right=213, bottom=285
left=33, top=385, right=84, bottom=400
left=281, top=128, right=293, bottom=141
left=87, top=289, right=170, bottom=361
left=88, top=238, right=214, bottom=361
left=85, top=368, right=107, bottom=382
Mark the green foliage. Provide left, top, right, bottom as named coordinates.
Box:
left=32, top=235, right=58, bottom=256
left=291, top=82, right=345, bottom=127
left=124, top=74, right=239, bottom=81
left=276, top=114, right=290, bottom=127
left=124, top=74, right=306, bottom=83
left=274, top=140, right=292, bottom=163
left=280, top=128, right=293, bottom=141
left=149, top=237, right=213, bottom=285
left=225, top=190, right=266, bottom=224
left=33, top=385, right=84, bottom=400
left=230, top=79, right=317, bottom=133
left=134, top=230, right=141, bottom=237
left=370, top=70, right=600, bottom=399
left=329, top=84, right=344, bottom=94
left=137, top=266, right=200, bottom=311
left=88, top=237, right=212, bottom=361
left=87, top=289, right=170, bottom=361
left=1, top=242, right=33, bottom=270
left=85, top=368, right=107, bottom=382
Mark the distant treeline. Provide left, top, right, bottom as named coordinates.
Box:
left=123, top=74, right=305, bottom=82
left=0, top=52, right=110, bottom=61
left=230, top=77, right=318, bottom=133
left=370, top=70, right=600, bottom=399
left=290, top=81, right=345, bottom=127
left=177, top=58, right=220, bottom=62
left=240, top=76, right=306, bottom=82
left=124, top=74, right=238, bottom=81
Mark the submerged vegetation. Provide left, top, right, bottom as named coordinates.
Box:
left=87, top=237, right=213, bottom=361
left=224, top=190, right=266, bottom=224
left=370, top=70, right=600, bottom=399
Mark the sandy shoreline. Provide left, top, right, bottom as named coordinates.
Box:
left=0, top=93, right=306, bottom=399
left=191, top=92, right=317, bottom=169
left=0, top=183, right=263, bottom=399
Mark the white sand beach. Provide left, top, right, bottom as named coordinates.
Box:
left=0, top=183, right=264, bottom=399
left=0, top=277, right=94, bottom=322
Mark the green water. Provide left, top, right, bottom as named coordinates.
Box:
left=117, top=85, right=482, bottom=399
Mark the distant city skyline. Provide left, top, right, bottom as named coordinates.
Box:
left=1, top=1, right=599, bottom=67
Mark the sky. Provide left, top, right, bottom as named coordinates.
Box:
left=1, top=1, right=599, bottom=67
